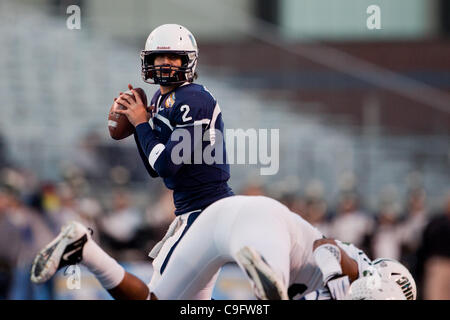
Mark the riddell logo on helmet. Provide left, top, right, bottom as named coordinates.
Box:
left=157, top=46, right=171, bottom=49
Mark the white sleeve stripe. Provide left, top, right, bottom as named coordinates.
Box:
left=154, top=113, right=174, bottom=131
left=196, top=119, right=211, bottom=126
left=176, top=119, right=211, bottom=128
left=209, top=103, right=221, bottom=145
left=148, top=143, right=165, bottom=169
left=210, top=103, right=221, bottom=130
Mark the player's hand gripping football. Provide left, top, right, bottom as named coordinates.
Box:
left=114, top=84, right=152, bottom=127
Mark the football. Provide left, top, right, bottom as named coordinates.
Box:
left=107, top=88, right=148, bottom=140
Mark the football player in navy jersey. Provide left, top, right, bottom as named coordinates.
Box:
left=122, top=24, right=233, bottom=217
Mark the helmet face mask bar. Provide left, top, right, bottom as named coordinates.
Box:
left=140, top=50, right=197, bottom=85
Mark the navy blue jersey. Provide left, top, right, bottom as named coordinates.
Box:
left=134, top=83, right=233, bottom=215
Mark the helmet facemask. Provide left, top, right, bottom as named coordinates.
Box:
left=140, top=50, right=197, bottom=86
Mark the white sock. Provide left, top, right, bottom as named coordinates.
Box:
left=81, top=238, right=125, bottom=290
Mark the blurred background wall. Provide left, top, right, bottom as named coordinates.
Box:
left=0, top=0, right=449, bottom=300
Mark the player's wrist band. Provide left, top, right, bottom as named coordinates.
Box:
left=313, top=243, right=343, bottom=283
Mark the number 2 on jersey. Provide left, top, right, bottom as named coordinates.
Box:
left=180, top=105, right=192, bottom=122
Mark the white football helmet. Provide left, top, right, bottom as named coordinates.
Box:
left=345, top=274, right=406, bottom=300
left=372, top=258, right=417, bottom=300
left=140, top=24, right=198, bottom=85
